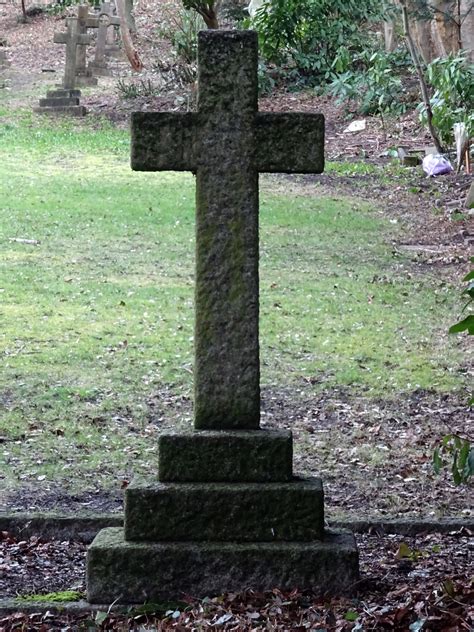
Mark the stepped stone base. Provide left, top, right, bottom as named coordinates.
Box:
left=124, top=478, right=324, bottom=542
left=75, top=74, right=98, bottom=87
left=87, top=527, right=359, bottom=604
left=159, top=429, right=293, bottom=482
left=88, top=63, right=112, bottom=77
left=35, top=88, right=85, bottom=115
left=39, top=96, right=80, bottom=107
left=47, top=89, right=81, bottom=98
left=34, top=105, right=87, bottom=116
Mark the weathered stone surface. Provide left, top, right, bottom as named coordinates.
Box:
left=33, top=105, right=87, bottom=116
left=39, top=97, right=80, bottom=107
left=87, top=62, right=112, bottom=77
left=75, top=4, right=99, bottom=84
left=158, top=429, right=293, bottom=482
left=466, top=181, right=474, bottom=209
left=131, top=31, right=325, bottom=431
left=124, top=478, right=323, bottom=542
left=54, top=18, right=91, bottom=90
left=131, top=112, right=197, bottom=172
left=255, top=113, right=324, bottom=173
left=87, top=527, right=359, bottom=603
left=75, top=74, right=98, bottom=87
left=47, top=89, right=81, bottom=98
left=92, top=2, right=120, bottom=72
left=194, top=31, right=260, bottom=429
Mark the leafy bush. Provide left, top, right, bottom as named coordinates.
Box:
left=433, top=434, right=473, bottom=485
left=449, top=259, right=474, bottom=339
left=418, top=53, right=474, bottom=147
left=433, top=258, right=474, bottom=485
left=159, top=7, right=205, bottom=65
left=328, top=49, right=411, bottom=118
left=251, top=0, right=391, bottom=84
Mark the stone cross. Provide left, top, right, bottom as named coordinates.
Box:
left=87, top=30, right=359, bottom=604
left=54, top=16, right=92, bottom=90
left=74, top=5, right=99, bottom=85
left=90, top=1, right=120, bottom=75
left=131, top=30, right=324, bottom=430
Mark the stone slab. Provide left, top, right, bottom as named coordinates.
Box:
left=75, top=74, right=98, bottom=87
left=158, top=429, right=293, bottom=482
left=2, top=512, right=474, bottom=544
left=33, top=105, right=87, bottom=117
left=255, top=113, right=325, bottom=174
left=47, top=89, right=81, bottom=98
left=88, top=62, right=112, bottom=77
left=39, top=97, right=80, bottom=107
left=124, top=478, right=324, bottom=542
left=87, top=527, right=359, bottom=603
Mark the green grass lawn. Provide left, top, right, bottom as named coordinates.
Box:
left=0, top=110, right=468, bottom=500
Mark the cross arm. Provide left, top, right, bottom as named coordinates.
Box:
left=255, top=112, right=325, bottom=174
left=131, top=112, right=197, bottom=172
left=53, top=32, right=68, bottom=44
left=53, top=31, right=91, bottom=45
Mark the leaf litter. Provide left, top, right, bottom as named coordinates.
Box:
left=0, top=529, right=472, bottom=630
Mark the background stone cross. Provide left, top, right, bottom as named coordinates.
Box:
left=54, top=15, right=92, bottom=90
left=75, top=5, right=99, bottom=86
left=132, top=30, right=324, bottom=430
left=91, top=1, right=121, bottom=73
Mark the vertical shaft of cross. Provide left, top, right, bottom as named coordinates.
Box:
left=194, top=31, right=260, bottom=430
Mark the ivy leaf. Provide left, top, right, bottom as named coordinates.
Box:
left=449, top=315, right=474, bottom=334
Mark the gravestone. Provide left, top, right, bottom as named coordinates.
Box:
left=34, top=17, right=89, bottom=115
left=0, top=45, right=10, bottom=68
left=88, top=1, right=120, bottom=77
left=87, top=30, right=359, bottom=603
left=102, top=0, right=122, bottom=58
left=75, top=4, right=99, bottom=87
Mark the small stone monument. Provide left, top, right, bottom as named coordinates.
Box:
left=35, top=15, right=90, bottom=115
left=0, top=47, right=10, bottom=68
left=87, top=30, right=359, bottom=603
left=88, top=1, right=120, bottom=77
left=75, top=4, right=99, bottom=87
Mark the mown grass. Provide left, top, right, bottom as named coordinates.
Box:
left=0, top=111, right=467, bottom=501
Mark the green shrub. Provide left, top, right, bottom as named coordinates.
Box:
left=433, top=258, right=474, bottom=485
left=328, top=48, right=411, bottom=118
left=418, top=53, right=474, bottom=147
left=252, top=0, right=391, bottom=85
left=159, top=8, right=205, bottom=65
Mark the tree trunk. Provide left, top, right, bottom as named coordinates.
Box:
left=123, top=0, right=136, bottom=34
left=115, top=0, right=143, bottom=71
left=401, top=2, right=445, bottom=153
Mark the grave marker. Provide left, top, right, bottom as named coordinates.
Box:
left=75, top=4, right=99, bottom=87
left=54, top=16, right=91, bottom=90
left=88, top=1, right=120, bottom=77
left=87, top=30, right=359, bottom=603
left=35, top=16, right=89, bottom=115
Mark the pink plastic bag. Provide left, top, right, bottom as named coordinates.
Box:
left=422, top=154, right=453, bottom=177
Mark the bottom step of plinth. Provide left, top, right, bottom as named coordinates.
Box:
left=33, top=105, right=87, bottom=117
left=87, top=527, right=359, bottom=604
